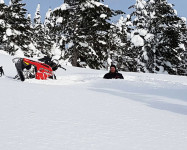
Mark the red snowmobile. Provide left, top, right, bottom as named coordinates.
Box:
left=12, top=57, right=65, bottom=81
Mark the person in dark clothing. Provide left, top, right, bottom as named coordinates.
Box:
left=0, top=66, right=4, bottom=77
left=103, top=65, right=124, bottom=79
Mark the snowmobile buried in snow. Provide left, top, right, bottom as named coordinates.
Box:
left=12, top=57, right=66, bottom=81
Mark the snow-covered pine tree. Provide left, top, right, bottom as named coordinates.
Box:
left=27, top=13, right=32, bottom=28
left=0, top=0, right=4, bottom=5
left=44, top=8, right=53, bottom=36
left=33, top=5, right=54, bottom=57
left=175, top=17, right=187, bottom=75
left=25, top=13, right=41, bottom=57
left=129, top=0, right=155, bottom=73
left=146, top=0, right=187, bottom=75
left=116, top=15, right=138, bottom=72
left=34, top=4, right=41, bottom=26
left=44, top=8, right=57, bottom=58
left=128, top=0, right=187, bottom=75
left=110, top=16, right=129, bottom=71
left=33, top=4, right=46, bottom=55
left=4, top=0, right=31, bottom=55
left=64, top=0, right=79, bottom=5
left=0, top=0, right=7, bottom=50
left=52, top=0, right=123, bottom=69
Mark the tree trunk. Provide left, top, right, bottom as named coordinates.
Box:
left=72, top=45, right=78, bottom=66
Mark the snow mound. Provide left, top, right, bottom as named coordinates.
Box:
left=0, top=53, right=187, bottom=150
left=131, top=34, right=144, bottom=47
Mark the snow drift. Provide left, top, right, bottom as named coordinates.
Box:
left=0, top=51, right=187, bottom=150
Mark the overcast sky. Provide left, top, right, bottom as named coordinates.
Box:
left=4, top=0, right=187, bottom=22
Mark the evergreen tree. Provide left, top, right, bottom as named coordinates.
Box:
left=128, top=0, right=187, bottom=75
left=129, top=0, right=155, bottom=73
left=4, top=0, right=32, bottom=55
left=115, top=15, right=136, bottom=72
left=64, top=0, right=79, bottom=5
left=44, top=8, right=57, bottom=57
left=0, top=0, right=7, bottom=50
left=52, top=0, right=123, bottom=69
left=44, top=8, right=53, bottom=35
left=175, top=17, right=187, bottom=75
left=26, top=13, right=32, bottom=28
left=26, top=13, right=41, bottom=57
left=146, top=0, right=187, bottom=75
left=33, top=4, right=44, bottom=54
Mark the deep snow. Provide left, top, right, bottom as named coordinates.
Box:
left=0, top=51, right=187, bottom=150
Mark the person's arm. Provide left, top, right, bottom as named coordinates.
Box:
left=103, top=73, right=108, bottom=79
left=116, top=73, right=124, bottom=79
left=120, top=74, right=124, bottom=79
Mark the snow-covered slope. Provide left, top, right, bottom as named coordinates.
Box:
left=0, top=51, right=187, bottom=150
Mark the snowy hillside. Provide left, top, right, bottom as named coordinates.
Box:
left=0, top=51, right=187, bottom=150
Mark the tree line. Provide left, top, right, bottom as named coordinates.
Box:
left=0, top=0, right=187, bottom=75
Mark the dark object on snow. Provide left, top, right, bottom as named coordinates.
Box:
left=39, top=56, right=66, bottom=71
left=38, top=55, right=52, bottom=66
left=104, top=72, right=124, bottom=79
left=57, top=65, right=67, bottom=71
left=0, top=66, right=4, bottom=77
left=13, top=58, right=56, bottom=81
left=103, top=65, right=124, bottom=79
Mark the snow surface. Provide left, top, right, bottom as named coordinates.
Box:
left=91, top=0, right=106, bottom=7
left=27, top=13, right=31, bottom=19
left=145, top=33, right=154, bottom=41
left=6, top=28, right=13, bottom=36
left=0, top=52, right=187, bottom=150
left=14, top=48, right=24, bottom=57
left=100, top=14, right=107, bottom=18
left=45, top=8, right=51, bottom=19
left=179, top=43, right=185, bottom=50
left=0, top=0, right=4, bottom=4
left=54, top=3, right=70, bottom=12
left=181, top=17, right=187, bottom=22
left=0, top=19, right=5, bottom=27
left=131, top=34, right=144, bottom=47
left=137, top=29, right=147, bottom=36
left=56, top=17, right=63, bottom=24
left=136, top=0, right=146, bottom=9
